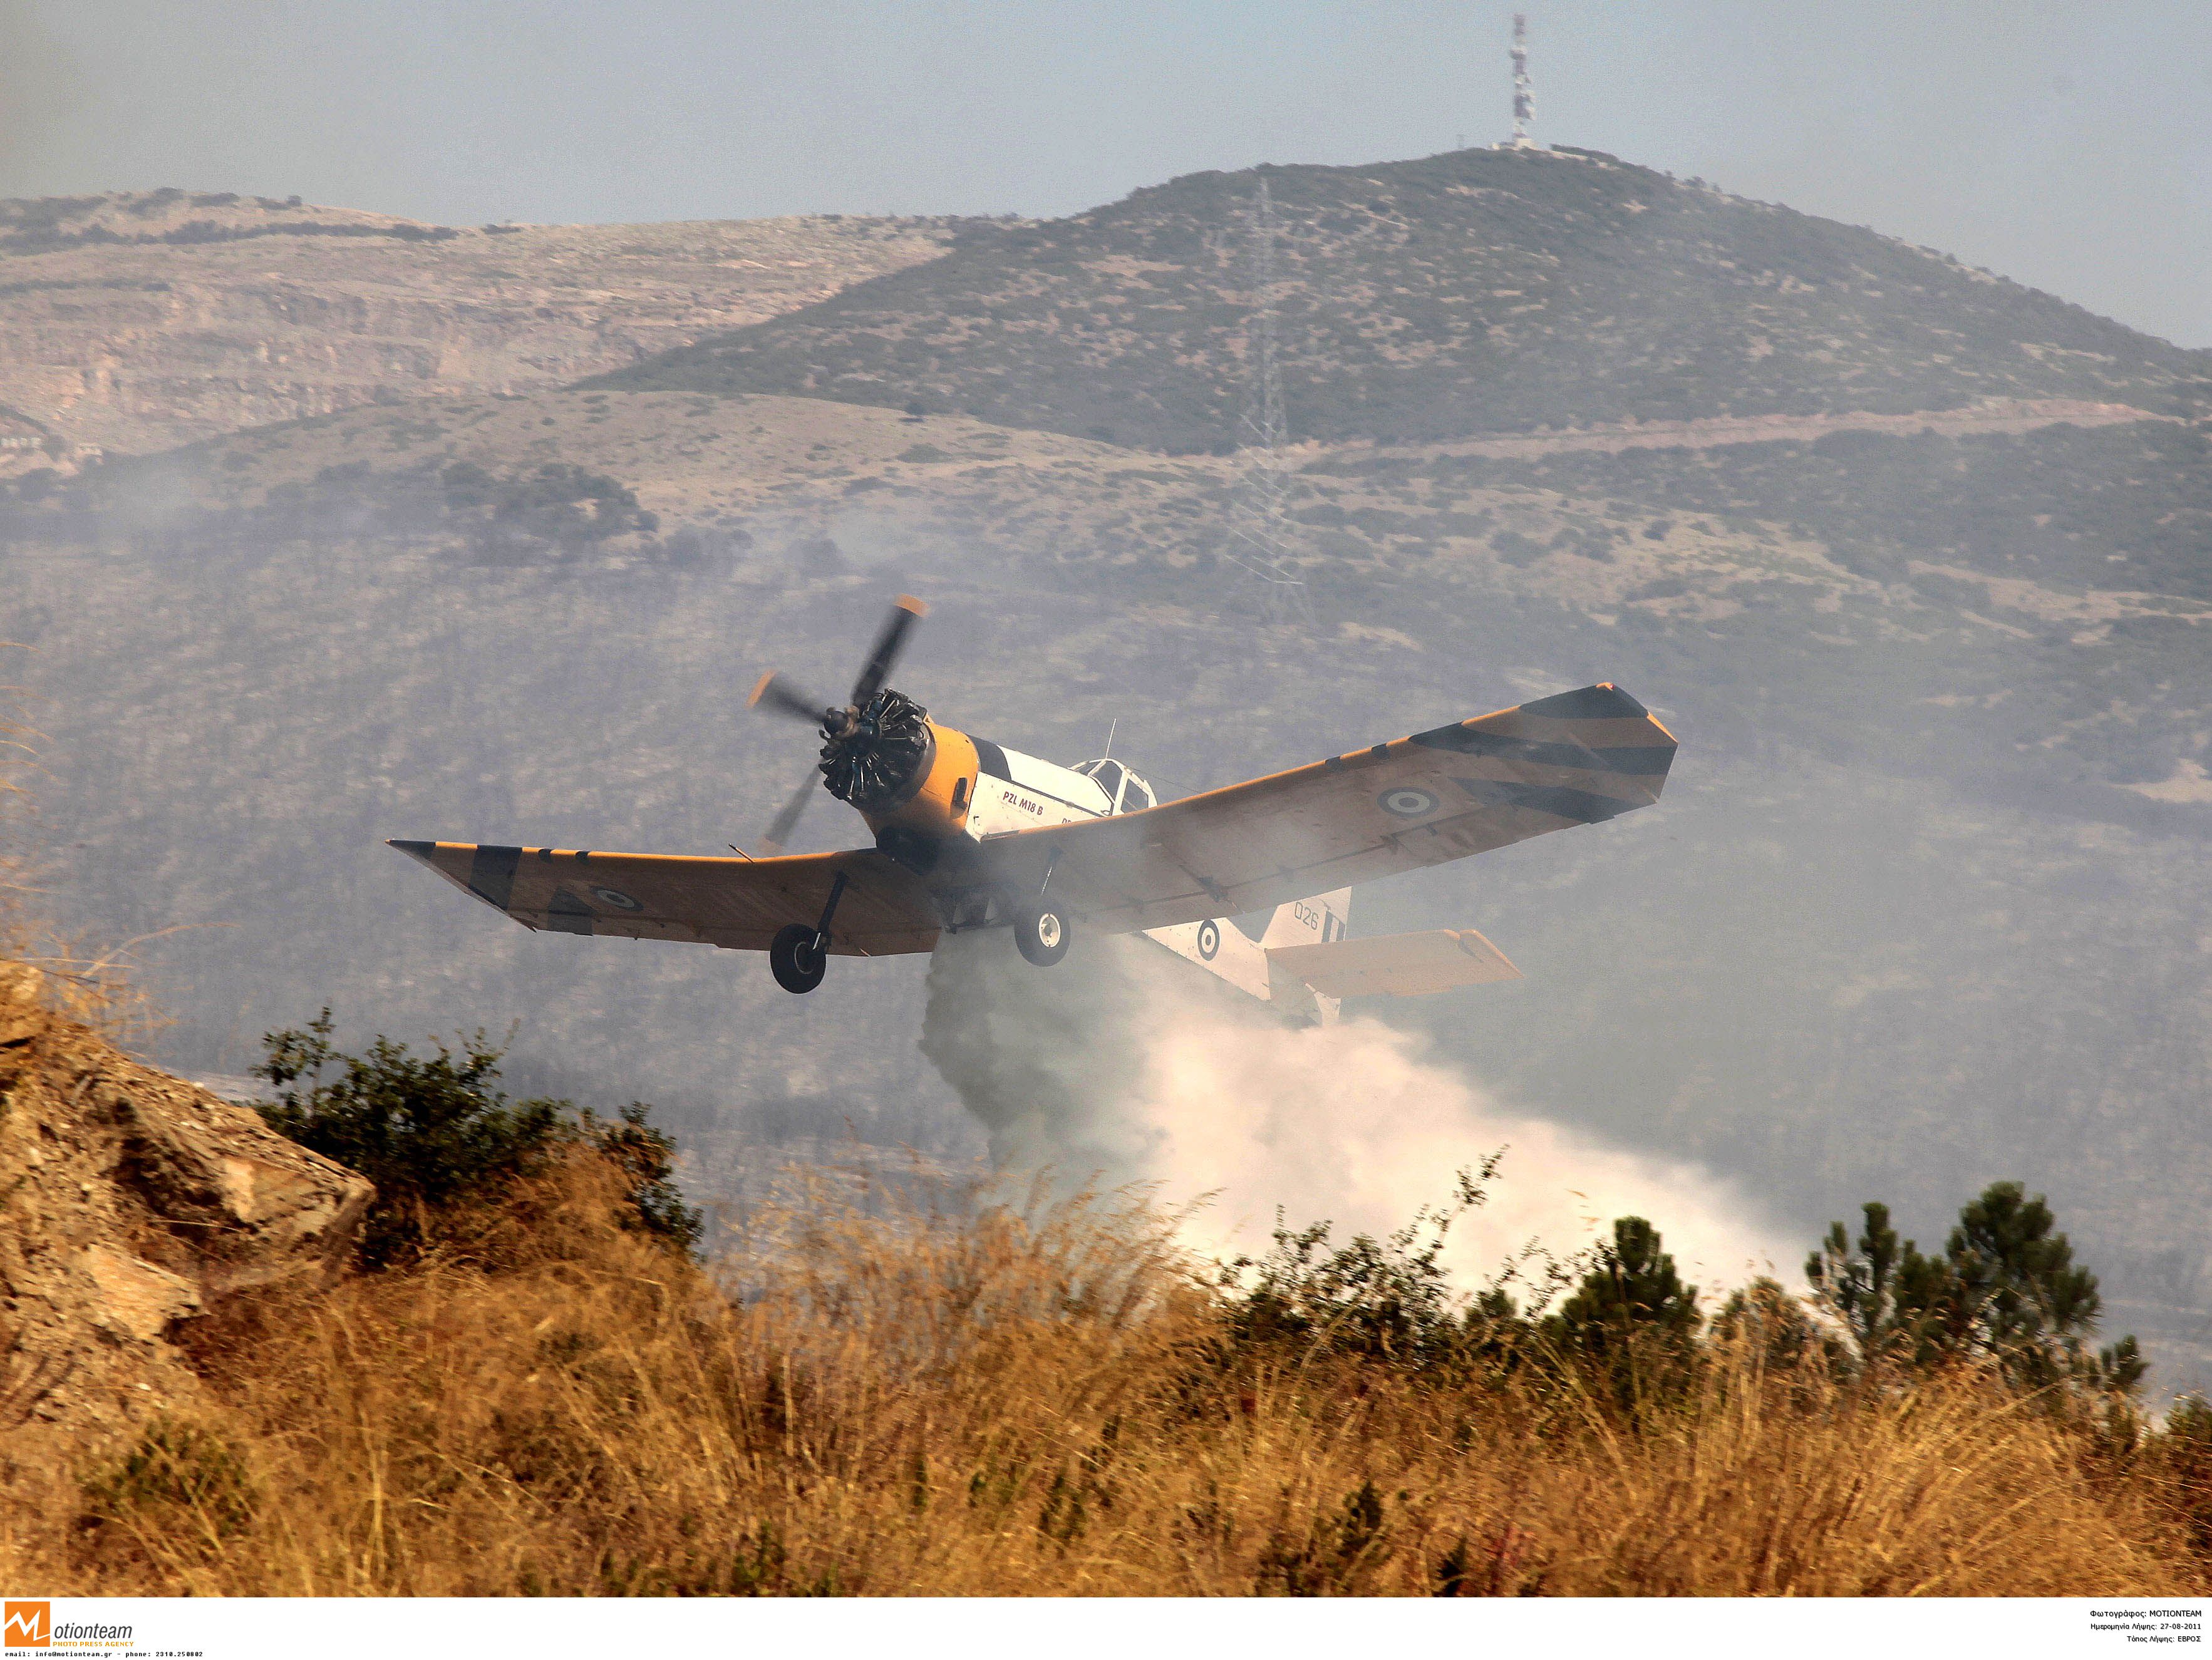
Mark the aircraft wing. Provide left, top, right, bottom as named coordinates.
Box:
left=978, top=684, right=1675, bottom=933
left=388, top=840, right=940, bottom=956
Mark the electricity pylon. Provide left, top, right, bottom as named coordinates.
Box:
left=1224, top=179, right=1316, bottom=629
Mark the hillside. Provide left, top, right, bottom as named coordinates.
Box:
left=5, top=150, right=2212, bottom=1398
left=598, top=145, right=2212, bottom=450
left=0, top=189, right=979, bottom=463
left=43, top=374, right=2211, bottom=807
left=0, top=976, right=2199, bottom=1596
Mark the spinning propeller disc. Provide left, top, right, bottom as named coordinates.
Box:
left=746, top=595, right=931, bottom=852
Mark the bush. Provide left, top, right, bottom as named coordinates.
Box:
left=23, top=1176, right=2202, bottom=1596
left=2159, top=1395, right=2212, bottom=1559
left=83, top=1419, right=257, bottom=1542
left=574, top=1101, right=703, bottom=1257
left=1216, top=1158, right=1500, bottom=1364
left=254, top=1011, right=700, bottom=1267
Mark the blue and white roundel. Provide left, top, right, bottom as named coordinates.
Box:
left=1378, top=785, right=1440, bottom=819
left=590, top=885, right=644, bottom=912
left=1196, top=920, right=1221, bottom=961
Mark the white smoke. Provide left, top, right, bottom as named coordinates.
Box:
left=921, top=927, right=1794, bottom=1296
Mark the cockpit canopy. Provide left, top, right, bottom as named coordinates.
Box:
left=1073, top=756, right=1156, bottom=815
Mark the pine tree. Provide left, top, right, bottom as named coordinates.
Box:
left=1714, top=1276, right=1826, bottom=1373
left=1544, top=1217, right=1700, bottom=1411
left=1807, top=1181, right=2137, bottom=1397
left=1945, top=1181, right=2101, bottom=1388
left=1807, top=1202, right=1906, bottom=1355
left=1805, top=1200, right=1962, bottom=1368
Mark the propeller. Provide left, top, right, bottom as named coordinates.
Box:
left=759, top=769, right=819, bottom=857
left=850, top=597, right=925, bottom=708
left=747, top=595, right=932, bottom=854
left=748, top=671, right=833, bottom=726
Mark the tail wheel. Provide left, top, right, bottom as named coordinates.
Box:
left=1013, top=904, right=1070, bottom=967
left=770, top=923, right=828, bottom=993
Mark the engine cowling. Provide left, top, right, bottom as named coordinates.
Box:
left=819, top=688, right=936, bottom=811
left=850, top=713, right=982, bottom=862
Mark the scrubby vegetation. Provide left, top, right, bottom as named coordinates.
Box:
left=6, top=1026, right=2207, bottom=1597
left=252, top=1011, right=700, bottom=1266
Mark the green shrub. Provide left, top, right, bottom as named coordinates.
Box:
left=85, top=1419, right=257, bottom=1539
left=254, top=1011, right=700, bottom=1266
left=1217, top=1160, right=1498, bottom=1364
left=1541, top=1216, right=1703, bottom=1414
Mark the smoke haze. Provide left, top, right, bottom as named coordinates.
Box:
left=922, top=928, right=1791, bottom=1293
left=0, top=2, right=73, bottom=175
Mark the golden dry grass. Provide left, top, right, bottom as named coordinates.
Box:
left=8, top=1157, right=2205, bottom=1598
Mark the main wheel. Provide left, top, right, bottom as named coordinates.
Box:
left=1012, top=904, right=1070, bottom=967
left=769, top=922, right=828, bottom=993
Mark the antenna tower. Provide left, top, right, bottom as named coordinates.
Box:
left=1224, top=179, right=1315, bottom=629
left=1509, top=13, right=1536, bottom=148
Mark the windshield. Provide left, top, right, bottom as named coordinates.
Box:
left=1076, top=758, right=1125, bottom=800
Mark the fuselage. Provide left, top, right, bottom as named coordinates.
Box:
left=859, top=719, right=1345, bottom=1021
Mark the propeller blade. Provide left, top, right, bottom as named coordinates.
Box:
left=748, top=671, right=830, bottom=724
left=758, top=768, right=819, bottom=857
left=848, top=594, right=928, bottom=708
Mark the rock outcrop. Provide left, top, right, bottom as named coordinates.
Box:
left=0, top=961, right=371, bottom=1485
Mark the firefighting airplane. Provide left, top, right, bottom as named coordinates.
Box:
left=390, top=597, right=1677, bottom=1022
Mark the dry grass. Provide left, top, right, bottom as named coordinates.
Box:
left=6, top=1157, right=2204, bottom=1598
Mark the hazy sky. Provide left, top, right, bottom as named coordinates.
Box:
left=4, top=1, right=2208, bottom=347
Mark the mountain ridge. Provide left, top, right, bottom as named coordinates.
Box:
left=596, top=145, right=2212, bottom=451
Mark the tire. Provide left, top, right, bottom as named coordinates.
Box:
left=769, top=922, right=827, bottom=993
left=1013, top=904, right=1070, bottom=967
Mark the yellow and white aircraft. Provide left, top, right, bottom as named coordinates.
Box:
left=391, top=597, right=1677, bottom=1019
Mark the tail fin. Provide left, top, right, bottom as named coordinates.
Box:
left=1246, top=887, right=1353, bottom=949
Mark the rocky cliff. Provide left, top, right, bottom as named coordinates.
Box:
left=0, top=961, right=371, bottom=1490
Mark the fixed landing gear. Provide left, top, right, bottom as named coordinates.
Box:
left=1009, top=847, right=1070, bottom=968
left=770, top=872, right=845, bottom=994
left=1013, top=902, right=1071, bottom=967
left=769, top=924, right=827, bottom=993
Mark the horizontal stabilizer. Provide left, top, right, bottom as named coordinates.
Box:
left=1266, top=928, right=1521, bottom=998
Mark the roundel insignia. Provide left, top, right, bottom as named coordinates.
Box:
left=1196, top=920, right=1221, bottom=961
left=589, top=885, right=643, bottom=912
left=1379, top=785, right=1440, bottom=818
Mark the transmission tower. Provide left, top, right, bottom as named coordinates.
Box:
left=1223, top=179, right=1315, bottom=629
left=1509, top=13, right=1536, bottom=148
